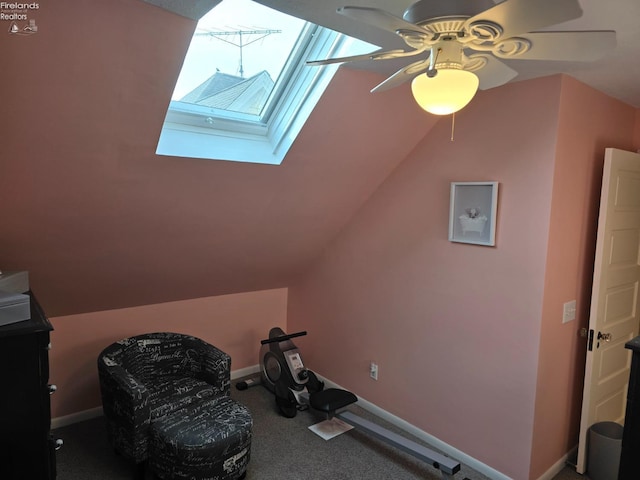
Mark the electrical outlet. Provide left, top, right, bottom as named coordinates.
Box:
left=370, top=362, right=378, bottom=380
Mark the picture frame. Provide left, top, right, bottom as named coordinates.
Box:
left=449, top=182, right=498, bottom=246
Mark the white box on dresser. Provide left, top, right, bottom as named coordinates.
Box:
left=0, top=291, right=30, bottom=326
left=0, top=270, right=29, bottom=293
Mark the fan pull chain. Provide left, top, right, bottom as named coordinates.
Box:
left=450, top=112, right=456, bottom=141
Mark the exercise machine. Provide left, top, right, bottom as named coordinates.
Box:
left=238, top=327, right=462, bottom=480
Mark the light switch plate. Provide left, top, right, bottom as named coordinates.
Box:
left=563, top=300, right=576, bottom=323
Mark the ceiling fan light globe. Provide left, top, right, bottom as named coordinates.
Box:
left=411, top=69, right=479, bottom=115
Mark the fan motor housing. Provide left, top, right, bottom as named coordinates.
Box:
left=403, top=0, right=494, bottom=25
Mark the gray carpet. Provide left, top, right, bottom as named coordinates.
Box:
left=53, top=380, right=583, bottom=479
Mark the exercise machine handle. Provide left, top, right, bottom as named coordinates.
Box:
left=260, top=330, right=307, bottom=345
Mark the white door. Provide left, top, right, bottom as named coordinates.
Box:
left=576, top=148, right=640, bottom=473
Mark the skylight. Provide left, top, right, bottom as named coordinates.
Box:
left=156, top=0, right=374, bottom=165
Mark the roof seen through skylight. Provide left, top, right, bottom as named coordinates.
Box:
left=172, top=0, right=306, bottom=116
left=157, top=0, right=375, bottom=164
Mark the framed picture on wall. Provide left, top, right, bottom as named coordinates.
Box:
left=449, top=182, right=498, bottom=246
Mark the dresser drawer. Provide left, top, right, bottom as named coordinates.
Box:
left=0, top=292, right=55, bottom=479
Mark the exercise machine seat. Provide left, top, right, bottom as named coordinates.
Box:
left=310, top=388, right=357, bottom=414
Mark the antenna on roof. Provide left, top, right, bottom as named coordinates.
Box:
left=195, top=28, right=282, bottom=78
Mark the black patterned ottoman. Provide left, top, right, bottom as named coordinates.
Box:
left=149, top=395, right=252, bottom=480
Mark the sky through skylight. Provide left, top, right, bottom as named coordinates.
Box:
left=159, top=0, right=376, bottom=164
left=172, top=0, right=306, bottom=101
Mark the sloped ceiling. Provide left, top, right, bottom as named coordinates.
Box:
left=141, top=0, right=220, bottom=20
left=255, top=0, right=640, bottom=108
left=143, top=0, right=640, bottom=108
left=0, top=0, right=436, bottom=316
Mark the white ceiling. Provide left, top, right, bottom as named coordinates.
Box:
left=256, top=0, right=640, bottom=108
left=152, top=0, right=640, bottom=108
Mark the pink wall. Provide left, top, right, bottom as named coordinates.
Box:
left=49, top=288, right=287, bottom=418
left=529, top=77, right=637, bottom=478
left=287, top=76, right=564, bottom=480
left=0, top=0, right=433, bottom=318
left=3, top=0, right=640, bottom=476
left=635, top=109, right=640, bottom=149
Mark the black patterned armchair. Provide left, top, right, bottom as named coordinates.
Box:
left=97, top=332, right=231, bottom=465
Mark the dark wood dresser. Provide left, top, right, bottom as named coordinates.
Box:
left=0, top=292, right=58, bottom=479
left=620, top=336, right=640, bottom=480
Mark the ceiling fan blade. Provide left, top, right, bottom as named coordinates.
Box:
left=464, top=0, right=583, bottom=41
left=370, top=58, right=430, bottom=93
left=467, top=55, right=518, bottom=90
left=338, top=6, right=427, bottom=36
left=306, top=49, right=406, bottom=66
left=505, top=31, right=616, bottom=61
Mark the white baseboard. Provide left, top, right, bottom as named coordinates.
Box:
left=321, top=376, right=512, bottom=480
left=52, top=406, right=103, bottom=430
left=52, top=366, right=261, bottom=430
left=232, top=366, right=513, bottom=478
left=54, top=365, right=569, bottom=480
left=535, top=447, right=575, bottom=480
left=231, top=364, right=260, bottom=380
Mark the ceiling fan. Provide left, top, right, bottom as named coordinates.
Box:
left=307, top=0, right=616, bottom=115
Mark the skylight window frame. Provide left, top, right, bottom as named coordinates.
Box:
left=165, top=101, right=266, bottom=136
left=163, top=21, right=318, bottom=134
left=157, top=19, right=371, bottom=165
left=258, top=22, right=316, bottom=123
